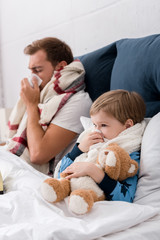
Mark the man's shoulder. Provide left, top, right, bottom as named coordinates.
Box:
left=67, top=90, right=92, bottom=105
left=50, top=90, right=92, bottom=133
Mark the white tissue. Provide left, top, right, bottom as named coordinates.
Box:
left=28, top=73, right=42, bottom=87
left=91, top=128, right=102, bottom=134
left=94, top=129, right=102, bottom=133
left=92, top=128, right=105, bottom=141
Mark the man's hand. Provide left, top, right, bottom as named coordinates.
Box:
left=20, top=77, right=40, bottom=107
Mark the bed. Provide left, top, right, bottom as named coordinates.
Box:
left=1, top=34, right=160, bottom=240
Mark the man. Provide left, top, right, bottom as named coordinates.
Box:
left=4, top=37, right=92, bottom=174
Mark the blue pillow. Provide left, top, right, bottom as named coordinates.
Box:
left=78, top=42, right=117, bottom=101
left=110, top=34, right=160, bottom=117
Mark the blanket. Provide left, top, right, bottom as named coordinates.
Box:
left=0, top=147, right=159, bottom=240
left=5, top=60, right=85, bottom=173
left=54, top=120, right=147, bottom=178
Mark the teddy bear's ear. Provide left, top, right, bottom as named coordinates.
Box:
left=97, top=147, right=121, bottom=180
left=104, top=150, right=121, bottom=180
left=97, top=149, right=109, bottom=168
left=127, top=160, right=139, bottom=177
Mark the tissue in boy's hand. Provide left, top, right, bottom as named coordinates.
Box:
left=28, top=74, right=42, bottom=87
left=94, top=129, right=102, bottom=133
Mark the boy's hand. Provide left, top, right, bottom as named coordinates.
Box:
left=63, top=162, right=105, bottom=183
left=78, top=131, right=104, bottom=152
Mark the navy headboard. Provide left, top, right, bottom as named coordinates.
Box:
left=78, top=34, right=160, bottom=117
left=78, top=42, right=117, bottom=101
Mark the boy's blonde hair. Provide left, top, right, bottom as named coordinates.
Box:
left=90, top=89, right=146, bottom=124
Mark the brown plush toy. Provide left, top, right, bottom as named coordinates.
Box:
left=97, top=143, right=139, bottom=181
left=41, top=143, right=138, bottom=215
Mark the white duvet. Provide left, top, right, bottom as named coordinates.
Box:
left=0, top=147, right=159, bottom=240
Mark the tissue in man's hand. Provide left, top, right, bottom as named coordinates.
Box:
left=28, top=74, right=42, bottom=87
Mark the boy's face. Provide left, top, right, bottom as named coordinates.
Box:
left=91, top=110, right=127, bottom=140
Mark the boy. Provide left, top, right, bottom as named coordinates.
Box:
left=44, top=90, right=146, bottom=202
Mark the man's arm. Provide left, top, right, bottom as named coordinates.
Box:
left=20, top=77, right=77, bottom=165
left=21, top=77, right=91, bottom=166
left=26, top=102, right=77, bottom=164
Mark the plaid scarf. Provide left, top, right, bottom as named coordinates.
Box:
left=6, top=60, right=85, bottom=173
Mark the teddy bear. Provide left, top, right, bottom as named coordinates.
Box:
left=41, top=143, right=138, bottom=215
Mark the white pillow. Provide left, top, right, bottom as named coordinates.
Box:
left=134, top=112, right=160, bottom=208
left=80, top=116, right=93, bottom=130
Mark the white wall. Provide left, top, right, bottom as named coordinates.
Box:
left=0, top=0, right=160, bottom=108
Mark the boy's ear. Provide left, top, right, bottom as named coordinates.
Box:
left=55, top=61, right=67, bottom=70
left=125, top=119, right=134, bottom=129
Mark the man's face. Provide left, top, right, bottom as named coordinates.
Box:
left=28, top=49, right=55, bottom=89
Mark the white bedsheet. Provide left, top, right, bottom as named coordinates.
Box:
left=0, top=147, right=159, bottom=240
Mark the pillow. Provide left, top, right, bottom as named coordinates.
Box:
left=80, top=116, right=93, bottom=130
left=110, top=34, right=160, bottom=117
left=78, top=42, right=117, bottom=101
left=134, top=112, right=160, bottom=208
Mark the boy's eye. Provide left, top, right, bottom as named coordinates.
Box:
left=101, top=124, right=107, bottom=127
